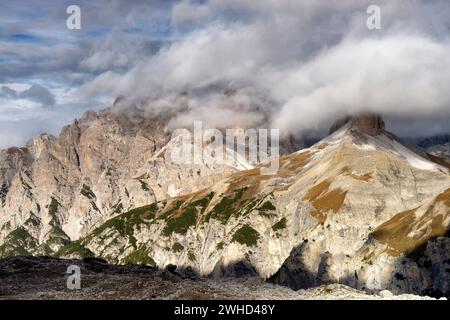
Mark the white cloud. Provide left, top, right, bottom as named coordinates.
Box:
left=82, top=0, right=450, bottom=137
left=3, top=0, right=450, bottom=149
left=171, top=1, right=211, bottom=27
left=271, top=36, right=450, bottom=135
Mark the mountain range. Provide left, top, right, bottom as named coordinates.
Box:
left=0, top=108, right=449, bottom=297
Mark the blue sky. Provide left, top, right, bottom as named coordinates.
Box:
left=0, top=0, right=175, bottom=147
left=1, top=0, right=450, bottom=148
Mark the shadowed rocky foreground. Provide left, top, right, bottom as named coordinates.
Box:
left=0, top=256, right=441, bottom=300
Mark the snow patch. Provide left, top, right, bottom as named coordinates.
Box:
left=352, top=133, right=442, bottom=172
left=353, top=143, right=376, bottom=151
left=322, top=122, right=352, bottom=145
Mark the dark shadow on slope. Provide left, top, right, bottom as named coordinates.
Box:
left=266, top=234, right=450, bottom=297
left=209, top=258, right=258, bottom=279
left=206, top=253, right=321, bottom=291
left=385, top=235, right=450, bottom=298
left=197, top=241, right=322, bottom=290
left=267, top=241, right=326, bottom=290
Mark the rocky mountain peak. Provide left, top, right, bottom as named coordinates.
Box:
left=329, top=112, right=385, bottom=136
left=352, top=112, right=385, bottom=136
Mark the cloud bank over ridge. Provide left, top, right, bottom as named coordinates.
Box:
left=82, top=0, right=450, bottom=136
left=1, top=0, right=450, bottom=147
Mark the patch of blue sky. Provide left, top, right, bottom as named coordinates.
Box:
left=2, top=32, right=59, bottom=47
left=84, top=28, right=111, bottom=38
left=121, top=27, right=143, bottom=34
left=5, top=33, right=41, bottom=43
left=0, top=55, right=14, bottom=63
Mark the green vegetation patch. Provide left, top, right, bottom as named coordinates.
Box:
left=205, top=188, right=276, bottom=224
left=272, top=217, right=287, bottom=231
left=216, top=241, right=224, bottom=250
left=89, top=203, right=158, bottom=249
left=158, top=200, right=184, bottom=220
left=161, top=193, right=214, bottom=237
left=0, top=227, right=38, bottom=257
left=258, top=200, right=277, bottom=218
left=8, top=227, right=30, bottom=241
left=204, top=188, right=250, bottom=224
left=162, top=206, right=196, bottom=237
left=259, top=201, right=276, bottom=211
left=172, top=242, right=184, bottom=252
left=122, top=245, right=156, bottom=266
left=207, top=196, right=235, bottom=223
left=48, top=197, right=60, bottom=217
left=45, top=226, right=71, bottom=249
left=231, top=224, right=260, bottom=247
left=193, top=192, right=215, bottom=212
left=45, top=197, right=71, bottom=250
left=55, top=240, right=95, bottom=259
left=188, top=251, right=196, bottom=262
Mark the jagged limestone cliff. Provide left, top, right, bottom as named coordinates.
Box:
left=0, top=107, right=242, bottom=257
